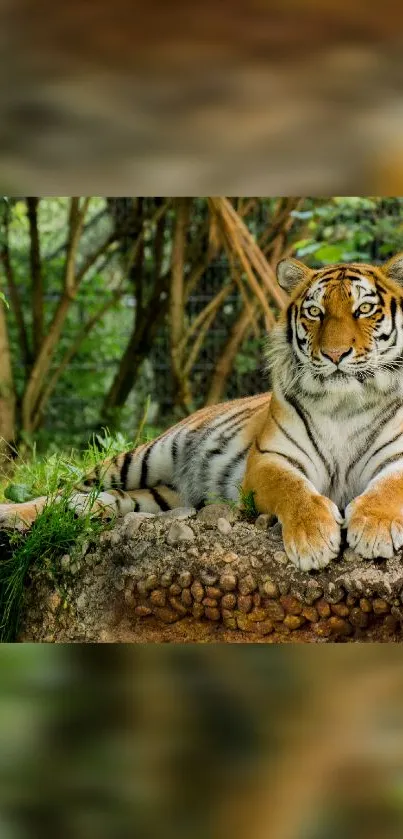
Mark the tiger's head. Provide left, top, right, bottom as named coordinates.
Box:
left=270, top=253, right=403, bottom=398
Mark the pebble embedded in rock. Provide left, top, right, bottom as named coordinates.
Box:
left=236, top=615, right=255, bottom=632
left=313, top=621, right=332, bottom=638
left=221, top=593, right=237, bottom=610
left=181, top=589, right=193, bottom=607
left=262, top=579, right=279, bottom=598
left=190, top=581, right=204, bottom=602
left=202, top=597, right=218, bottom=609
left=223, top=615, right=237, bottom=630
left=302, top=606, right=319, bottom=623
left=304, top=581, right=324, bottom=605
left=265, top=601, right=285, bottom=622
left=205, top=607, right=220, bottom=621
left=239, top=574, right=257, bottom=595
left=145, top=574, right=159, bottom=591
left=197, top=503, right=239, bottom=525
left=331, top=603, right=349, bottom=618
left=169, top=597, right=188, bottom=616
left=217, top=517, right=232, bottom=535
left=206, top=585, right=222, bottom=599
left=166, top=521, right=195, bottom=545
left=280, top=595, right=303, bottom=616
left=328, top=616, right=352, bottom=636
left=248, top=608, right=268, bottom=623
left=222, top=552, right=239, bottom=564
left=316, top=599, right=331, bottom=619
left=238, top=595, right=253, bottom=613
left=150, top=589, right=166, bottom=608
left=284, top=614, right=305, bottom=630
left=372, top=598, right=389, bottom=615
left=200, top=570, right=218, bottom=586
left=255, top=620, right=274, bottom=635
left=178, top=571, right=193, bottom=588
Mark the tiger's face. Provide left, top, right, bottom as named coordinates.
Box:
left=274, top=253, right=403, bottom=395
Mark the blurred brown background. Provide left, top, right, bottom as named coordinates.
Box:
left=1, top=646, right=403, bottom=839
left=2, top=0, right=403, bottom=193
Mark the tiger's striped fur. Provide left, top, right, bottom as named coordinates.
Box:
left=4, top=252, right=403, bottom=572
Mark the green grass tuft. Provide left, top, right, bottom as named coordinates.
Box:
left=238, top=486, right=258, bottom=520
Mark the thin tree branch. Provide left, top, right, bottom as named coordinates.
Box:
left=26, top=197, right=44, bottom=358
left=44, top=207, right=107, bottom=262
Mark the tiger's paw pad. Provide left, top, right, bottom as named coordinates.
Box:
left=282, top=496, right=343, bottom=572
left=345, top=498, right=403, bottom=559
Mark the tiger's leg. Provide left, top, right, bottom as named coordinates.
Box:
left=68, top=485, right=183, bottom=518
left=0, top=485, right=183, bottom=529
left=345, top=471, right=403, bottom=559
left=243, top=448, right=343, bottom=571
left=0, top=496, right=48, bottom=529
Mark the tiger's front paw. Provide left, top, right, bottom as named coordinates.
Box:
left=282, top=495, right=343, bottom=572
left=345, top=495, right=403, bottom=559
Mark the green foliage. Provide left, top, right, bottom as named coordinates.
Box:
left=238, top=486, right=258, bottom=520
left=294, top=197, right=403, bottom=266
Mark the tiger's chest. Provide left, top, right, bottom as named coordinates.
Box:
left=312, top=405, right=403, bottom=509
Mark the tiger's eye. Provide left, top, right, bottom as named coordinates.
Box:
left=307, top=306, right=321, bottom=318
left=357, top=302, right=373, bottom=315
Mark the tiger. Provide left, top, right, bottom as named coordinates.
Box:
left=3, top=251, right=403, bottom=572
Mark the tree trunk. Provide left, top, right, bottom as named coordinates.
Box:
left=0, top=298, right=16, bottom=457
left=27, top=197, right=44, bottom=358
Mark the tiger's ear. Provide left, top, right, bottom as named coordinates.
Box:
left=276, top=258, right=310, bottom=292
left=384, top=253, right=403, bottom=286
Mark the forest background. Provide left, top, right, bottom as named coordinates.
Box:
left=1, top=196, right=402, bottom=462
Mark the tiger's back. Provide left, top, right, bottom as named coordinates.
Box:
left=90, top=392, right=271, bottom=511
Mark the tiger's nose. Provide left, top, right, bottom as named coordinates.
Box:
left=322, top=347, right=352, bottom=364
